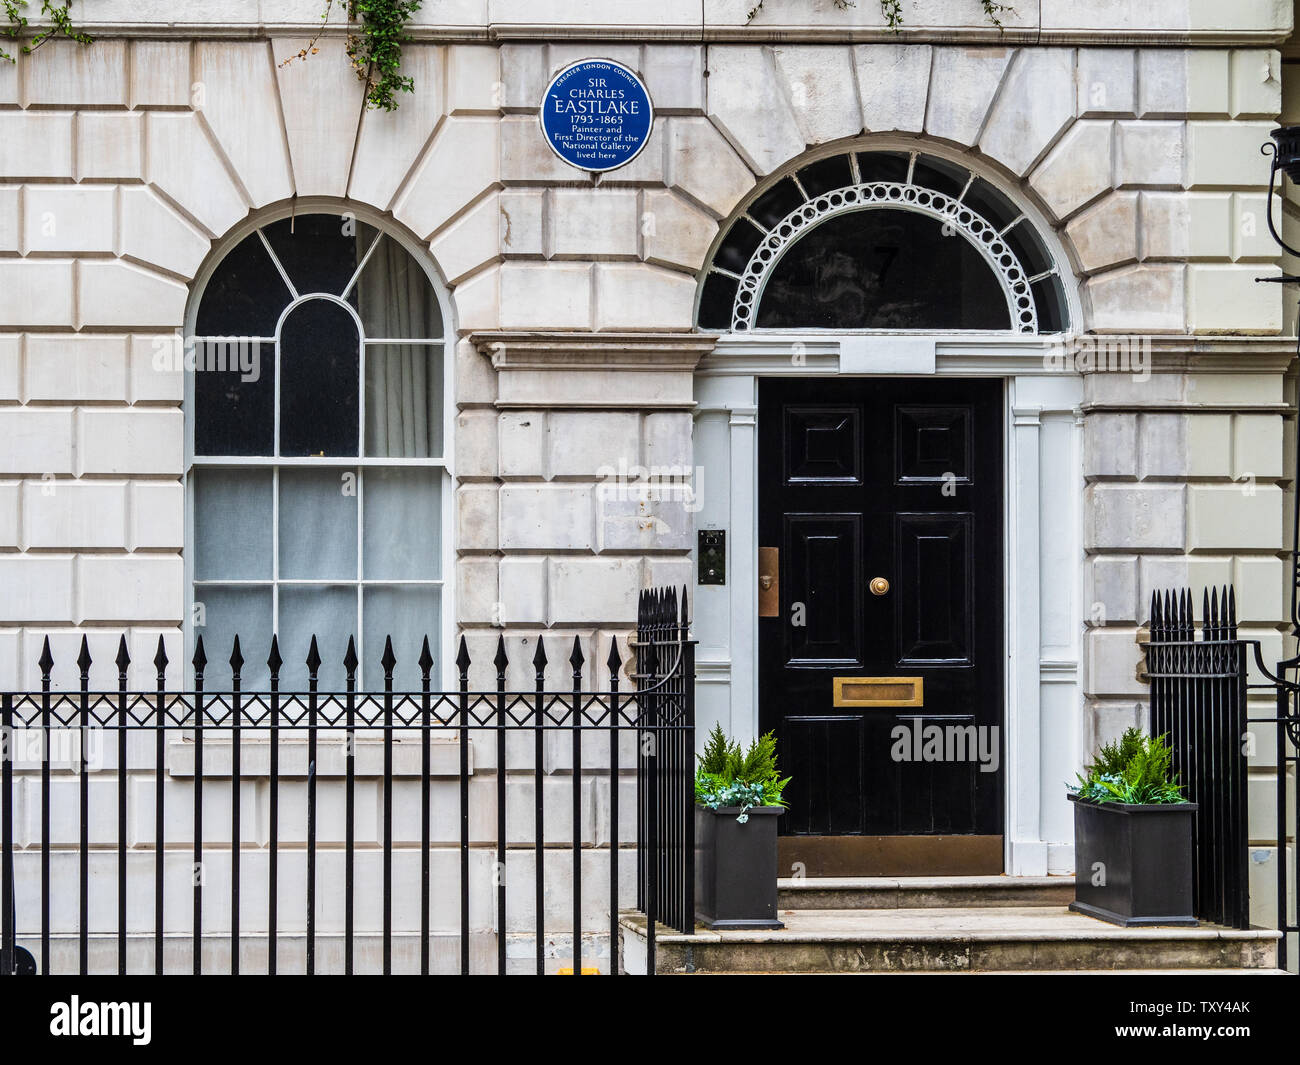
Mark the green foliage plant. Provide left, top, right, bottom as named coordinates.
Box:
left=1, top=1, right=91, bottom=64
left=1070, top=727, right=1189, bottom=805
left=747, top=0, right=1013, bottom=30
left=695, top=723, right=791, bottom=822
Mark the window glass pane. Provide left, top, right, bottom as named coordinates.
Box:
left=262, top=214, right=376, bottom=297
left=698, top=272, right=739, bottom=330
left=278, top=585, right=356, bottom=691
left=354, top=235, right=443, bottom=339
left=196, top=233, right=289, bottom=336
left=363, top=586, right=440, bottom=689
left=193, top=340, right=275, bottom=456
left=797, top=154, right=853, bottom=197
left=712, top=217, right=764, bottom=274
left=193, top=468, right=273, bottom=579
left=748, top=177, right=804, bottom=229
left=364, top=343, right=442, bottom=458
left=756, top=209, right=1011, bottom=330
left=279, top=468, right=358, bottom=578
left=279, top=298, right=360, bottom=456
left=363, top=468, right=441, bottom=579
left=855, top=151, right=910, bottom=184
left=910, top=156, right=969, bottom=200
left=193, top=586, right=272, bottom=689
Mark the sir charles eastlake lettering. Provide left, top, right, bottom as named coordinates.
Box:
left=540, top=59, right=655, bottom=172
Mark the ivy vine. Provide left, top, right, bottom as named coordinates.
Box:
left=1, top=0, right=91, bottom=64
left=282, top=0, right=422, bottom=112
left=748, top=0, right=1013, bottom=28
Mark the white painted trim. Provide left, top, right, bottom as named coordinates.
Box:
left=693, top=334, right=1085, bottom=873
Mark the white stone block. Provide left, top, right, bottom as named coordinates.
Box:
left=130, top=481, right=184, bottom=550
left=129, top=40, right=192, bottom=108
left=980, top=49, right=1076, bottom=176
left=0, top=113, right=73, bottom=179
left=272, top=37, right=365, bottom=198
left=925, top=46, right=1012, bottom=148
left=1087, top=555, right=1138, bottom=624
left=854, top=44, right=930, bottom=133
left=1188, top=264, right=1282, bottom=333
left=665, top=117, right=756, bottom=219
left=499, top=485, right=593, bottom=551
left=195, top=41, right=295, bottom=208
left=430, top=193, right=502, bottom=284
left=499, top=557, right=546, bottom=625
left=129, top=335, right=185, bottom=404
left=706, top=46, right=805, bottom=175
left=1028, top=120, right=1114, bottom=222
left=1086, top=265, right=1185, bottom=333
left=1116, top=121, right=1185, bottom=187
left=0, top=409, right=74, bottom=475
left=1232, top=191, right=1279, bottom=260
left=22, top=480, right=127, bottom=550
left=1188, top=484, right=1281, bottom=551
left=1232, top=413, right=1283, bottom=481
left=1138, top=191, right=1232, bottom=260
left=1084, top=483, right=1186, bottom=551
left=119, top=186, right=212, bottom=279
left=499, top=43, right=547, bottom=111
left=772, top=45, right=862, bottom=146
left=457, top=483, right=499, bottom=551
left=498, top=411, right=545, bottom=478
left=498, top=189, right=545, bottom=257
left=1230, top=49, right=1281, bottom=118
left=23, top=38, right=128, bottom=107
left=76, top=112, right=144, bottom=180
left=78, top=260, right=188, bottom=330
left=642, top=190, right=716, bottom=273
left=78, top=408, right=183, bottom=475
left=598, top=494, right=692, bottom=552
left=457, top=557, right=500, bottom=624
left=549, top=188, right=639, bottom=259
left=78, top=555, right=183, bottom=624
left=450, top=267, right=500, bottom=333
left=394, top=117, right=500, bottom=240
left=1064, top=192, right=1138, bottom=274
left=1234, top=555, right=1285, bottom=621
left=446, top=45, right=500, bottom=114
left=349, top=44, right=447, bottom=210
left=0, top=261, right=75, bottom=328
left=1083, top=412, right=1137, bottom=479
left=21, top=185, right=114, bottom=254
left=145, top=112, right=249, bottom=237
left=1076, top=49, right=1136, bottom=117
left=0, top=185, right=16, bottom=254
left=644, top=411, right=692, bottom=471
left=1187, top=121, right=1276, bottom=188
left=1086, top=629, right=1147, bottom=697
left=593, top=264, right=694, bottom=331
left=454, top=408, right=497, bottom=479
left=640, top=45, right=705, bottom=113
left=0, top=483, right=16, bottom=548
left=1138, top=49, right=1231, bottom=117
left=0, top=335, right=19, bottom=402
left=499, top=263, right=592, bottom=330
left=25, top=334, right=129, bottom=402
left=547, top=557, right=641, bottom=626
left=0, top=555, right=74, bottom=623
left=547, top=411, right=639, bottom=477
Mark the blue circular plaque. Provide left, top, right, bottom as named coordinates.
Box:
left=539, top=59, right=654, bottom=173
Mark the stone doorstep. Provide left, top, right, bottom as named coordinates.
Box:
left=777, top=874, right=1074, bottom=909
left=618, top=908, right=1282, bottom=974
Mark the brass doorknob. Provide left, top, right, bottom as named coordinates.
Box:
left=759, top=576, right=773, bottom=589
left=869, top=576, right=890, bottom=596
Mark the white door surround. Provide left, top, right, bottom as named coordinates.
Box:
left=691, top=333, right=1084, bottom=877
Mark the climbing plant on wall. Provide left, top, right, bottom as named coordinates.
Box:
left=748, top=0, right=1012, bottom=27
left=1, top=1, right=91, bottom=64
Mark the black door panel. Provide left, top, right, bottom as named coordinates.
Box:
left=758, top=377, right=1004, bottom=870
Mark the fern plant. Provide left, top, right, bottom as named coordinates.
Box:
left=695, top=723, right=791, bottom=822
left=1070, top=727, right=1188, bottom=805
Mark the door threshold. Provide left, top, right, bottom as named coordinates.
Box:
left=779, top=835, right=1003, bottom=877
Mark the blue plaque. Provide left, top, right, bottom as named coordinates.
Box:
left=539, top=59, right=654, bottom=173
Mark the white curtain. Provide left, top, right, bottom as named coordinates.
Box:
left=356, top=235, right=442, bottom=458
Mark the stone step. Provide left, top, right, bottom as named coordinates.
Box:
left=619, top=907, right=1282, bottom=975
left=778, top=875, right=1074, bottom=910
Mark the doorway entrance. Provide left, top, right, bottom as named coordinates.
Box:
left=758, top=376, right=1005, bottom=876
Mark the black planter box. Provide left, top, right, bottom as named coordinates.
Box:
left=694, top=805, right=784, bottom=930
left=1068, top=793, right=1198, bottom=927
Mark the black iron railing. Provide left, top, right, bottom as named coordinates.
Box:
left=1145, top=588, right=1250, bottom=930
left=0, top=587, right=695, bottom=976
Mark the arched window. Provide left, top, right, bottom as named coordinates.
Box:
left=188, top=211, right=449, bottom=689
left=698, top=149, right=1068, bottom=334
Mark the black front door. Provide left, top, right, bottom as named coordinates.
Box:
left=758, top=377, right=1004, bottom=876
